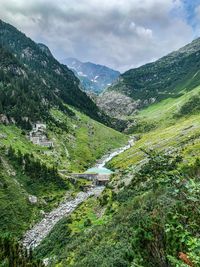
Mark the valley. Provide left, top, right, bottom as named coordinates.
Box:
left=0, top=15, right=200, bottom=267
left=22, top=138, right=134, bottom=249
left=34, top=85, right=200, bottom=267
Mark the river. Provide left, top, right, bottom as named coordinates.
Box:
left=22, top=138, right=135, bottom=249
left=85, top=138, right=135, bottom=175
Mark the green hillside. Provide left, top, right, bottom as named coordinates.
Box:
left=1, top=18, right=200, bottom=267
left=110, top=38, right=200, bottom=102
left=35, top=151, right=200, bottom=266
left=0, top=20, right=115, bottom=129
left=0, top=19, right=127, bottom=247
left=97, top=38, right=200, bottom=118
left=34, top=84, right=200, bottom=267
left=0, top=107, right=127, bottom=236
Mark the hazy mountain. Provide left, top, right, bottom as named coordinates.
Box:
left=62, top=57, right=120, bottom=94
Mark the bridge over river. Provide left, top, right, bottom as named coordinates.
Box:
left=60, top=167, right=113, bottom=185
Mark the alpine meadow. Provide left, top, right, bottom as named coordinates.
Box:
left=0, top=1, right=200, bottom=267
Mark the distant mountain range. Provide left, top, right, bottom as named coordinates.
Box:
left=62, top=57, right=120, bottom=94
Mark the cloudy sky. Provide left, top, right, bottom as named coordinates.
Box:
left=1, top=0, right=200, bottom=72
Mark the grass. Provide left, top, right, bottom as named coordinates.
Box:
left=50, top=108, right=128, bottom=171
left=109, top=114, right=200, bottom=169
left=68, top=197, right=108, bottom=233
left=134, top=85, right=200, bottom=124
left=0, top=106, right=128, bottom=238
left=108, top=85, right=200, bottom=170
left=0, top=107, right=128, bottom=172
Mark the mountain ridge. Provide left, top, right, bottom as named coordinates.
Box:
left=0, top=19, right=113, bottom=128
left=97, top=37, right=200, bottom=117
left=62, top=57, right=120, bottom=94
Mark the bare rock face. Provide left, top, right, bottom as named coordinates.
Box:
left=96, top=91, right=141, bottom=118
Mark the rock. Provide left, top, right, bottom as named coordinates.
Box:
left=96, top=91, right=156, bottom=118
left=43, top=258, right=50, bottom=266
left=0, top=114, right=9, bottom=124
left=96, top=91, right=140, bottom=118
left=23, top=187, right=104, bottom=249
left=28, top=195, right=38, bottom=204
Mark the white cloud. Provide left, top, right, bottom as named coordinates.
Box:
left=0, top=0, right=195, bottom=71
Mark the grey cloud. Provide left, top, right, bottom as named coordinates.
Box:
left=0, top=0, right=195, bottom=71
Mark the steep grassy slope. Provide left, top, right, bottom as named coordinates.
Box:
left=112, top=38, right=200, bottom=100
left=0, top=20, right=113, bottom=128
left=35, top=151, right=200, bottom=267
left=0, top=106, right=127, bottom=236
left=109, top=85, right=200, bottom=169
left=0, top=147, right=69, bottom=237
left=0, top=20, right=128, bottom=247
left=34, top=85, right=200, bottom=267
left=0, top=107, right=127, bottom=172
left=97, top=38, right=200, bottom=117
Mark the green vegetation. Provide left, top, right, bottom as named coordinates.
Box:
left=0, top=19, right=125, bottom=131
left=110, top=38, right=200, bottom=104
left=0, top=234, right=44, bottom=266
left=133, top=85, right=200, bottom=127
left=0, top=107, right=127, bottom=237
left=33, top=82, right=200, bottom=266
left=1, top=18, right=200, bottom=267
left=0, top=145, right=71, bottom=237
left=0, top=107, right=127, bottom=172
left=35, top=151, right=200, bottom=267
left=0, top=153, right=40, bottom=237
left=176, top=94, right=200, bottom=117
left=49, top=109, right=127, bottom=171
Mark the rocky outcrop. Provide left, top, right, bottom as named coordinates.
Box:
left=0, top=114, right=9, bottom=124
left=96, top=91, right=141, bottom=117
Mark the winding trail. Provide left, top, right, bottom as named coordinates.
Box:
left=22, top=138, right=135, bottom=249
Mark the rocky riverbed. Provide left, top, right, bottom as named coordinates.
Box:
left=22, top=138, right=135, bottom=249
left=23, top=187, right=104, bottom=249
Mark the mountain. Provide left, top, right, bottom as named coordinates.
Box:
left=34, top=75, right=200, bottom=267
left=97, top=38, right=200, bottom=117
left=32, top=38, right=200, bottom=267
left=1, top=19, right=200, bottom=267
left=0, top=20, right=114, bottom=128
left=62, top=57, right=120, bottom=94
left=0, top=19, right=128, bottom=242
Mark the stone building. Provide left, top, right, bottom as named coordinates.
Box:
left=29, top=123, right=53, bottom=147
